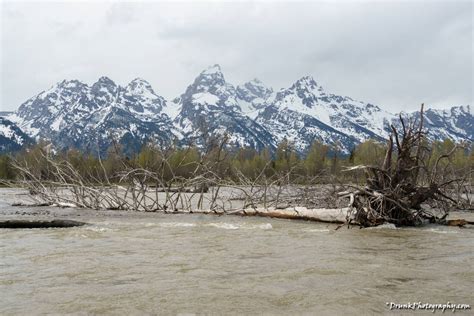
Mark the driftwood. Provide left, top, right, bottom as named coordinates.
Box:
left=342, top=104, right=472, bottom=227
left=0, top=219, right=87, bottom=229
left=6, top=134, right=341, bottom=218
left=226, top=207, right=349, bottom=223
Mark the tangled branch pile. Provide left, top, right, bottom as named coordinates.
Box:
left=6, top=138, right=342, bottom=220
left=342, top=104, right=472, bottom=227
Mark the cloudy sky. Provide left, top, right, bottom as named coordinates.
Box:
left=1, top=0, right=472, bottom=112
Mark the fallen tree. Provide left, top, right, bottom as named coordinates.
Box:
left=4, top=109, right=472, bottom=228
left=340, top=104, right=473, bottom=227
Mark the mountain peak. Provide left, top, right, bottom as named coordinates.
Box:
left=455, top=104, right=470, bottom=114
left=95, top=76, right=116, bottom=86
left=201, top=64, right=222, bottom=75
left=246, top=78, right=271, bottom=90
left=127, top=78, right=154, bottom=94
left=58, top=79, right=86, bottom=88
left=287, top=75, right=323, bottom=96
left=43, top=80, right=88, bottom=96
left=188, top=64, right=227, bottom=94
left=237, top=78, right=273, bottom=102
left=249, top=78, right=263, bottom=84
left=130, top=77, right=150, bottom=84
left=295, top=75, right=318, bottom=88
left=91, top=76, right=118, bottom=96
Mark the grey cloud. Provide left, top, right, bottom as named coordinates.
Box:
left=105, top=2, right=139, bottom=25
left=1, top=0, right=472, bottom=112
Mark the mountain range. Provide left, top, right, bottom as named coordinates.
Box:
left=1, top=64, right=472, bottom=155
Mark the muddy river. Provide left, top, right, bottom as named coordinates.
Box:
left=0, top=188, right=472, bottom=314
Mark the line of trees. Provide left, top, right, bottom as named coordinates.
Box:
left=0, top=137, right=472, bottom=184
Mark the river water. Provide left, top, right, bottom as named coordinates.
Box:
left=0, top=188, right=473, bottom=315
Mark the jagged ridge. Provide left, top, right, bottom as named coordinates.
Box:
left=6, top=65, right=473, bottom=155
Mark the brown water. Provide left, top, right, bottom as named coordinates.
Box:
left=0, top=189, right=473, bottom=315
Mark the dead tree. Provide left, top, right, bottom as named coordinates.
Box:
left=7, top=113, right=472, bottom=227
left=341, top=104, right=471, bottom=227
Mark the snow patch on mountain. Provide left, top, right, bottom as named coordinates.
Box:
left=7, top=65, right=472, bottom=155
left=236, top=78, right=274, bottom=119
left=172, top=65, right=276, bottom=151
left=0, top=117, right=32, bottom=153
left=9, top=76, right=177, bottom=155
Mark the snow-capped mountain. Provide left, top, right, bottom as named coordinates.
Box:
left=120, top=78, right=168, bottom=116
left=8, top=77, right=175, bottom=155
left=0, top=118, right=32, bottom=153
left=172, top=65, right=277, bottom=151
left=412, top=105, right=472, bottom=142
left=255, top=76, right=394, bottom=153
left=6, top=64, right=473, bottom=155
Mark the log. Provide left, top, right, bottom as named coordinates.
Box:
left=252, top=207, right=350, bottom=223
left=171, top=207, right=352, bottom=224
left=0, top=219, right=88, bottom=229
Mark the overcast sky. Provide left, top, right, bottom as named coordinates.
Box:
left=1, top=0, right=472, bottom=112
